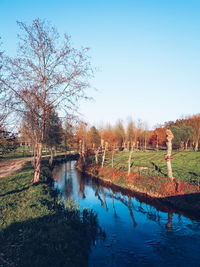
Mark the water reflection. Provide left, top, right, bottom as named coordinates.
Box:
left=53, top=161, right=200, bottom=267
left=166, top=212, right=173, bottom=230
left=53, top=161, right=199, bottom=231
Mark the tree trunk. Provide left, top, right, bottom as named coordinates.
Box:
left=123, top=141, right=126, bottom=150
left=127, top=141, right=130, bottom=151
left=166, top=159, right=173, bottom=179
left=194, top=139, right=199, bottom=151
left=95, top=147, right=99, bottom=164
left=127, top=150, right=133, bottom=176
left=156, top=135, right=159, bottom=151
left=180, top=141, right=184, bottom=151
left=144, top=137, right=147, bottom=151
left=33, top=142, right=43, bottom=183
left=101, top=142, right=108, bottom=168
left=165, top=129, right=174, bottom=181
left=32, top=144, right=36, bottom=167
left=79, top=140, right=82, bottom=154
left=127, top=145, right=133, bottom=176
left=81, top=140, right=85, bottom=162
left=132, top=141, right=135, bottom=151
left=185, top=140, right=188, bottom=151
left=32, top=108, right=46, bottom=182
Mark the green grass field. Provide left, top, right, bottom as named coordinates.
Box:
left=0, top=146, right=68, bottom=161
left=0, top=146, right=33, bottom=160
left=103, top=151, right=200, bottom=184
left=0, top=158, right=103, bottom=267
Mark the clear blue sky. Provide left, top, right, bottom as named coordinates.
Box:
left=1, top=0, right=200, bottom=129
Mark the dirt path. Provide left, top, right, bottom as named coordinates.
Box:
left=0, top=153, right=67, bottom=178
left=0, top=158, right=32, bottom=178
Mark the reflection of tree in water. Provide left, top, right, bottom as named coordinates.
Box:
left=75, top=173, right=176, bottom=230
left=95, top=184, right=106, bottom=209
left=76, top=172, right=87, bottom=199
left=104, top=190, right=175, bottom=230
left=101, top=187, right=109, bottom=211
left=133, top=200, right=174, bottom=230
left=131, top=199, right=175, bottom=230
left=106, top=192, right=137, bottom=227
left=65, top=178, right=73, bottom=198
left=63, top=163, right=67, bottom=182
left=64, top=163, right=73, bottom=199
left=128, top=196, right=137, bottom=227
left=93, top=184, right=109, bottom=212
left=146, top=206, right=161, bottom=225
left=79, top=179, right=86, bottom=199
left=112, top=198, right=119, bottom=219
left=166, top=212, right=173, bottom=230
left=135, top=202, right=160, bottom=224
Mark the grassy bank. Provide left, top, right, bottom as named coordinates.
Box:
left=78, top=151, right=200, bottom=216
left=103, top=150, right=200, bottom=184
left=0, top=156, right=104, bottom=267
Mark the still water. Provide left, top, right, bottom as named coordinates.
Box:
left=53, top=161, right=200, bottom=267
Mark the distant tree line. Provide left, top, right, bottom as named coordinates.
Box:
left=73, top=114, right=200, bottom=152
left=0, top=129, right=18, bottom=155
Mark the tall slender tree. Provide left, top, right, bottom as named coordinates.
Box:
left=0, top=19, right=93, bottom=182
left=189, top=114, right=200, bottom=151
left=115, top=120, right=126, bottom=149
left=87, top=126, right=101, bottom=148
left=126, top=119, right=135, bottom=150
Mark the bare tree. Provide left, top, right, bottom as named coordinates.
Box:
left=62, top=116, right=76, bottom=154
left=189, top=114, right=200, bottom=151
left=0, top=38, right=7, bottom=129
left=143, top=122, right=149, bottom=151
left=126, top=118, right=135, bottom=150
left=0, top=19, right=93, bottom=182
left=115, top=119, right=126, bottom=149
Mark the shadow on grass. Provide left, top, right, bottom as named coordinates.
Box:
left=0, top=181, right=45, bottom=198
left=151, top=162, right=167, bottom=177
left=0, top=185, right=32, bottom=197
left=0, top=208, right=106, bottom=267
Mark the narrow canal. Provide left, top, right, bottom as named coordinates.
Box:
left=53, top=161, right=200, bottom=267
